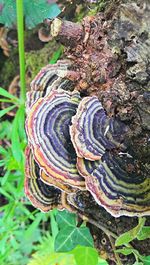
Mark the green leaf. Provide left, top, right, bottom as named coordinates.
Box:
left=50, top=211, right=59, bottom=240
left=49, top=46, right=64, bottom=64
left=115, top=247, right=134, bottom=255
left=98, top=257, right=109, bottom=265
left=0, top=0, right=60, bottom=28
left=0, top=87, right=19, bottom=100
left=115, top=217, right=146, bottom=247
left=0, top=121, right=12, bottom=140
left=139, top=255, right=150, bottom=265
left=11, top=108, right=24, bottom=164
left=133, top=261, right=144, bottom=265
left=137, top=226, right=150, bottom=240
left=16, top=105, right=27, bottom=142
left=0, top=1, right=16, bottom=27
left=55, top=226, right=94, bottom=252
left=24, top=2, right=60, bottom=29
left=56, top=210, right=77, bottom=228
left=0, top=105, right=16, bottom=118
left=24, top=213, right=43, bottom=238
left=71, top=245, right=98, bottom=265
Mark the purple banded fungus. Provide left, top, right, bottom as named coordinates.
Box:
left=25, top=146, right=64, bottom=212
left=31, top=60, right=73, bottom=94
left=70, top=96, right=128, bottom=161
left=26, top=89, right=85, bottom=189
left=77, top=152, right=150, bottom=217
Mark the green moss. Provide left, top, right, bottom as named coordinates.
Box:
left=0, top=38, right=60, bottom=91
left=25, top=40, right=60, bottom=88
left=0, top=48, right=19, bottom=89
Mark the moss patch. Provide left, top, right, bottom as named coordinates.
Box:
left=25, top=40, right=60, bottom=89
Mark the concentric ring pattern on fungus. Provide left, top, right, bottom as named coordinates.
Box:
left=25, top=59, right=150, bottom=218
left=26, top=89, right=85, bottom=189
left=70, top=96, right=128, bottom=161
left=31, top=60, right=71, bottom=93
left=26, top=60, right=74, bottom=112
left=77, top=152, right=150, bottom=217
left=25, top=146, right=63, bottom=212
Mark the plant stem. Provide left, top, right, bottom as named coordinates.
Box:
left=109, top=235, right=123, bottom=265
left=16, top=0, right=26, bottom=103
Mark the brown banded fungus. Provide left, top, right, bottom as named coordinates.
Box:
left=26, top=60, right=78, bottom=112
left=26, top=89, right=85, bottom=189
left=30, top=60, right=75, bottom=94
left=77, top=152, right=150, bottom=217
left=25, top=146, right=64, bottom=212
left=70, top=96, right=128, bottom=161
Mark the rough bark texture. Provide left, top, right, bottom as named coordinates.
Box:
left=51, top=0, right=150, bottom=182
left=50, top=1, right=150, bottom=263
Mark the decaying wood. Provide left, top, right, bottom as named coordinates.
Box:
left=48, top=2, right=150, bottom=261
left=50, top=0, right=150, bottom=182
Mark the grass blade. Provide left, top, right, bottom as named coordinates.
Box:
left=0, top=87, right=19, bottom=101
left=0, top=106, right=16, bottom=118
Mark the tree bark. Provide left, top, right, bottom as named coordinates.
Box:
left=51, top=0, right=150, bottom=180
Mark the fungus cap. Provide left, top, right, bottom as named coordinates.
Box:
left=31, top=60, right=72, bottom=93
left=77, top=152, right=150, bottom=217
left=70, top=96, right=128, bottom=161
left=25, top=146, right=63, bottom=212
left=26, top=89, right=85, bottom=189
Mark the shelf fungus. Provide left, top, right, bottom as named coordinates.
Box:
left=26, top=60, right=78, bottom=112
left=26, top=89, right=85, bottom=190
left=30, top=60, right=76, bottom=94
left=25, top=84, right=150, bottom=217
left=70, top=96, right=128, bottom=161
left=77, top=152, right=150, bottom=217
left=25, top=146, right=64, bottom=211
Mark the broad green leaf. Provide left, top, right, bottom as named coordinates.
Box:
left=24, top=2, right=60, bottom=29
left=98, top=257, right=109, bottom=265
left=49, top=253, right=76, bottom=265
left=139, top=255, right=150, bottom=265
left=115, top=217, right=146, bottom=246
left=56, top=210, right=77, bottom=228
left=0, top=0, right=60, bottom=28
left=0, top=1, right=16, bottom=27
left=137, top=226, right=150, bottom=240
left=55, top=226, right=94, bottom=252
left=0, top=105, right=16, bottom=118
left=0, top=86, right=19, bottom=100
left=71, top=245, right=98, bottom=265
left=28, top=251, right=76, bottom=265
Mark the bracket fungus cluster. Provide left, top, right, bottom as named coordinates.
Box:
left=25, top=59, right=150, bottom=218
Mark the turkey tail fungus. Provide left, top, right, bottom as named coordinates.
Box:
left=25, top=0, right=150, bottom=234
